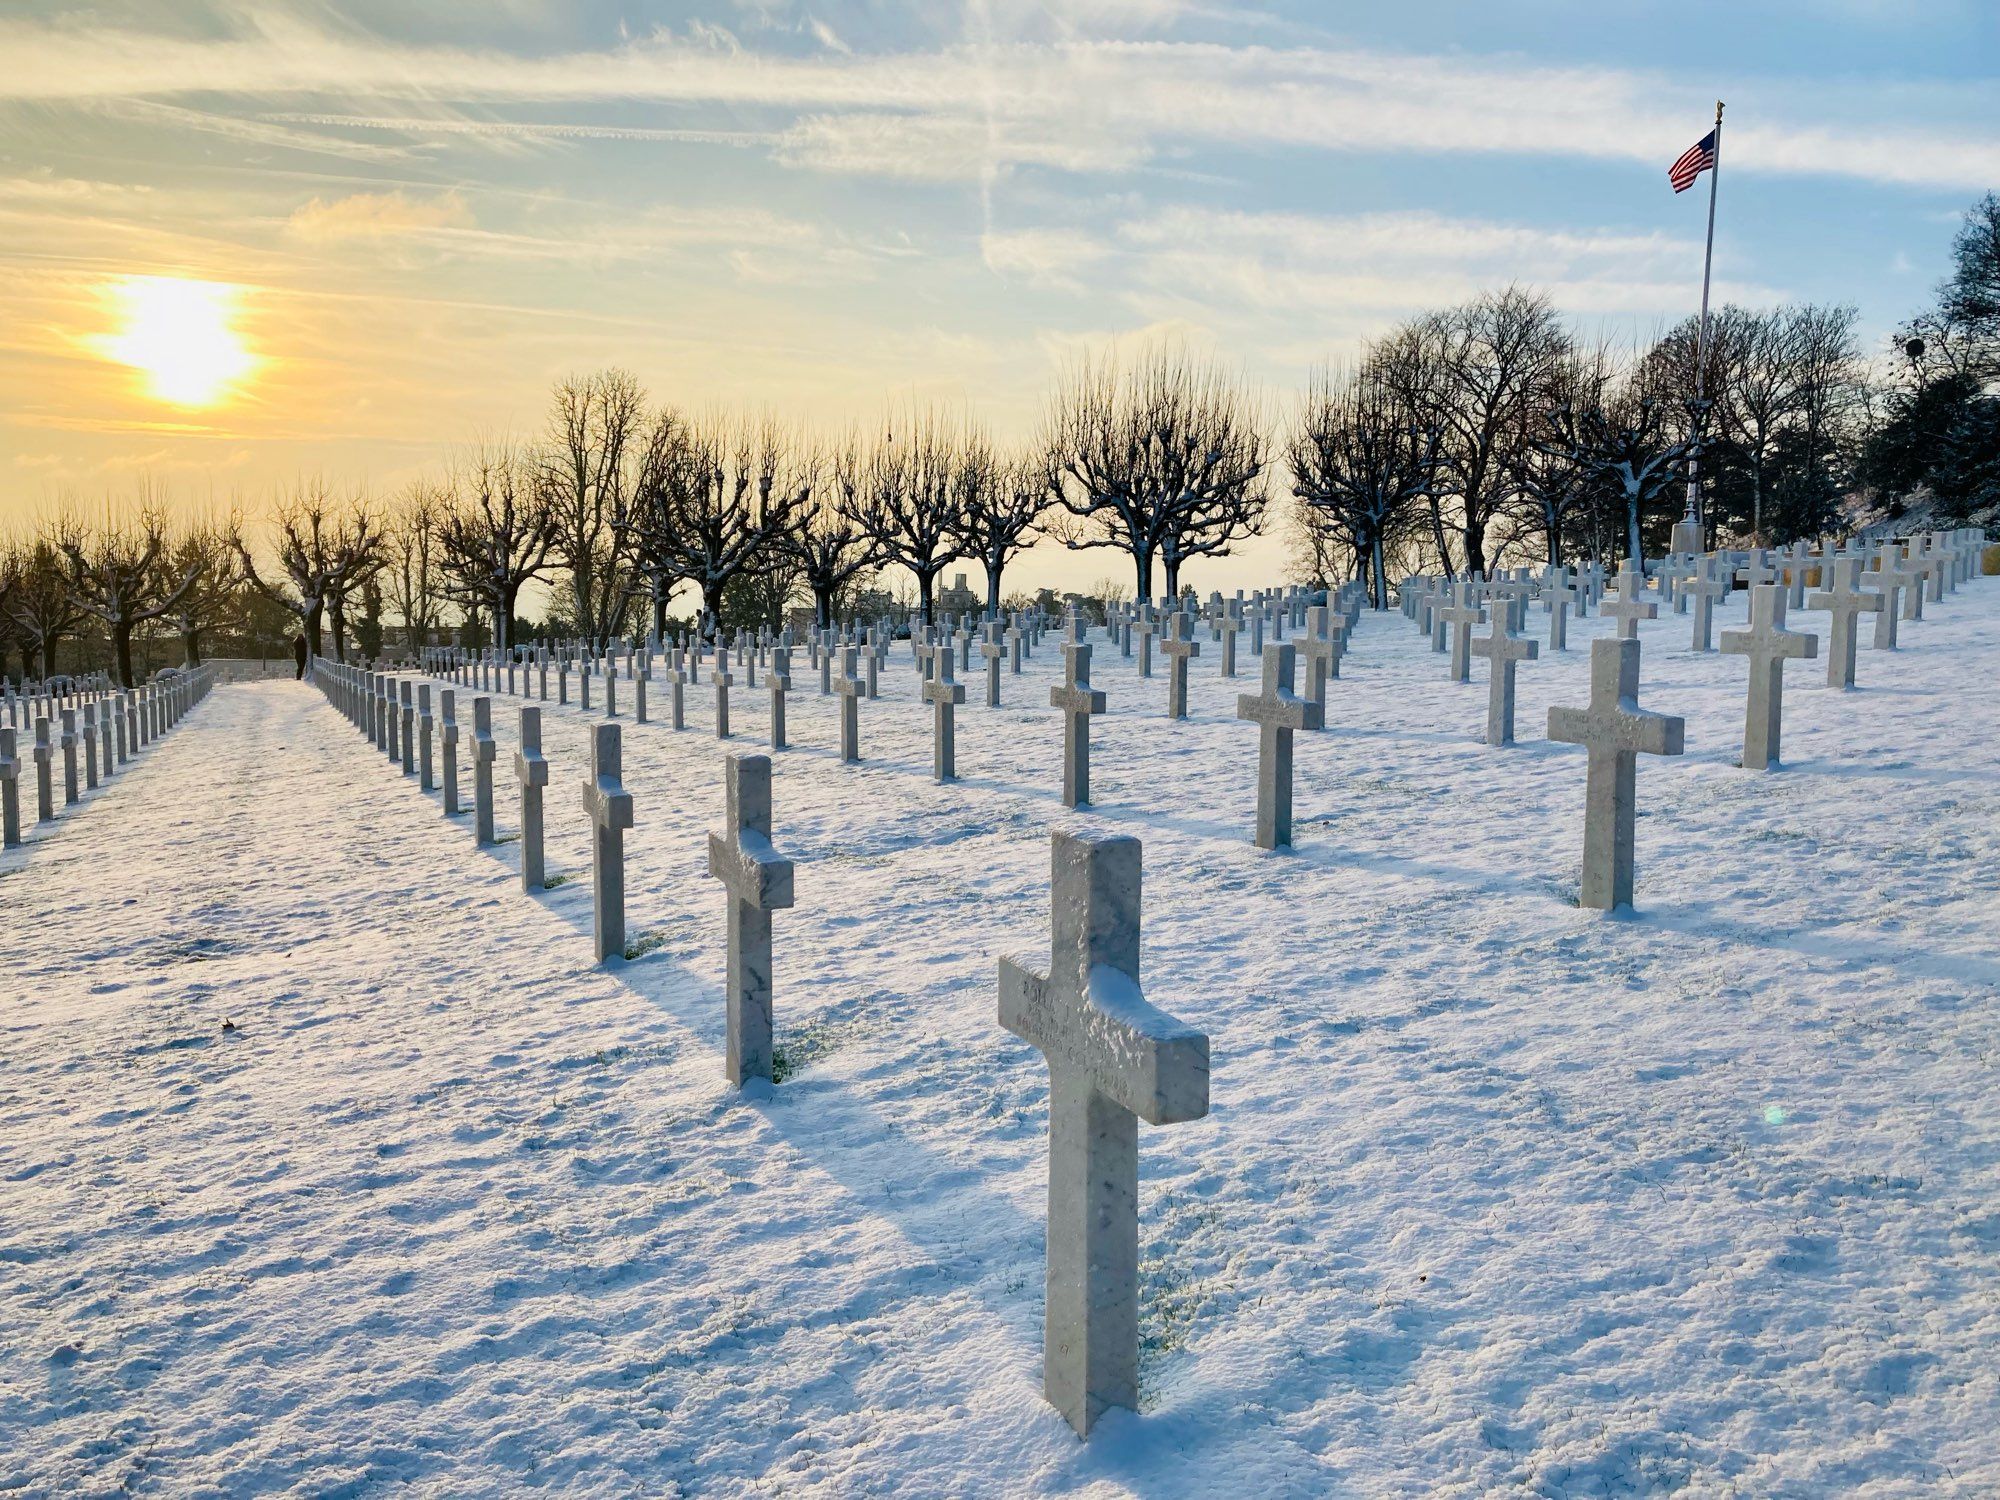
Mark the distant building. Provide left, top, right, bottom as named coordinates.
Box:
left=939, top=572, right=979, bottom=616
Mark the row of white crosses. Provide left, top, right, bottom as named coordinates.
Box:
left=0, top=669, right=216, bottom=851
left=309, top=652, right=1198, bottom=1442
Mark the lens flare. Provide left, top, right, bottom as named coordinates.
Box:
left=96, top=276, right=257, bottom=407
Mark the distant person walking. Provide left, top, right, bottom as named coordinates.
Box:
left=292, top=632, right=308, bottom=680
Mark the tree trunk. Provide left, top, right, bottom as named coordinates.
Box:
left=1626, top=489, right=1644, bottom=574
left=114, top=623, right=137, bottom=689
left=814, top=588, right=834, bottom=630
left=1163, top=556, right=1182, bottom=598
left=986, top=564, right=1002, bottom=618
left=40, top=638, right=58, bottom=679
left=1132, top=545, right=1154, bottom=605
left=1371, top=535, right=1388, bottom=610
left=703, top=580, right=726, bottom=638
left=181, top=629, right=202, bottom=667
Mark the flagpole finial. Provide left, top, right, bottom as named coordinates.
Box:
left=1715, top=100, right=1725, bottom=123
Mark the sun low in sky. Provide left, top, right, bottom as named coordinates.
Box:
left=93, top=275, right=258, bottom=409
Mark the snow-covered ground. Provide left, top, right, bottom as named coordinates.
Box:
left=3, top=578, right=1997, bottom=1497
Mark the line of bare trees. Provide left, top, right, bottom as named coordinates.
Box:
left=16, top=194, right=1992, bottom=684
left=1287, top=285, right=1877, bottom=606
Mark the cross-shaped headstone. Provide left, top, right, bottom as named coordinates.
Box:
left=1134, top=607, right=1158, bottom=678
left=1471, top=609, right=1539, bottom=747
left=582, top=722, right=634, bottom=963
left=1720, top=583, right=1816, bottom=771
left=1544, top=568, right=1576, bottom=651
left=417, top=684, right=435, bottom=791
left=1684, top=560, right=1730, bottom=652
left=1440, top=584, right=1485, bottom=683
left=32, top=717, right=52, bottom=823
left=835, top=646, right=863, bottom=763
left=471, top=696, right=497, bottom=844
left=59, top=709, right=77, bottom=806
left=1294, top=606, right=1338, bottom=723
left=1736, top=552, right=1776, bottom=591
left=768, top=645, right=791, bottom=750
left=1051, top=641, right=1107, bottom=808
left=1218, top=604, right=1243, bottom=678
left=1601, top=565, right=1658, bottom=641
left=707, top=752, right=795, bottom=1087
left=515, top=706, right=548, bottom=891
left=979, top=621, right=1005, bottom=707
left=0, top=727, right=19, bottom=847
left=1161, top=612, right=1201, bottom=719
left=440, top=689, right=461, bottom=816
left=1547, top=638, right=1685, bottom=911
left=1807, top=557, right=1883, bottom=690
left=1236, top=642, right=1318, bottom=848
left=713, top=656, right=734, bottom=739
left=998, top=829, right=1209, bottom=1437
left=924, top=646, right=966, bottom=781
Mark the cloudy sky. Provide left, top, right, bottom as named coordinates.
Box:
left=0, top=0, right=1994, bottom=583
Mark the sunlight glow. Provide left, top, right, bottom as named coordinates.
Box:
left=96, top=276, right=257, bottom=408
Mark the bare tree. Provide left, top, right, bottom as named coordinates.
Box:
left=1509, top=345, right=1609, bottom=566
left=437, top=445, right=556, bottom=650
left=623, top=413, right=810, bottom=636
left=790, top=440, right=885, bottom=629
left=162, top=520, right=239, bottom=667
left=1543, top=372, right=1694, bottom=567
left=1290, top=362, right=1439, bottom=608
left=1046, top=348, right=1266, bottom=599
left=231, top=481, right=348, bottom=658
left=1382, top=287, right=1568, bottom=578
left=953, top=440, right=1051, bottom=617
left=2, top=538, right=85, bottom=679
left=317, top=503, right=388, bottom=663
left=57, top=501, right=200, bottom=687
left=849, top=408, right=971, bottom=625
left=385, top=480, right=446, bottom=652
left=542, top=369, right=645, bottom=648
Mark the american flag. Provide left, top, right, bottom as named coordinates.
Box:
left=1669, top=131, right=1717, bottom=193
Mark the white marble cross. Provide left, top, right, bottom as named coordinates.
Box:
left=1544, top=569, right=1576, bottom=651
left=768, top=645, right=792, bottom=750
left=1807, top=558, right=1884, bottom=690
left=706, top=752, right=795, bottom=1087
left=32, top=717, right=52, bottom=823
left=836, top=646, right=863, bottom=762
left=0, top=726, right=19, bottom=846
left=713, top=656, right=734, bottom=739
left=440, top=689, right=461, bottom=816
left=1547, top=638, right=1684, bottom=911
left=1601, top=565, right=1658, bottom=641
left=923, top=645, right=966, bottom=781
left=1293, top=606, right=1338, bottom=723
left=1440, top=584, right=1486, bottom=682
left=1161, top=611, right=1201, bottom=719
left=1471, top=610, right=1539, bottom=747
left=979, top=621, right=1005, bottom=707
left=998, top=829, right=1210, bottom=1437
left=1720, top=583, right=1816, bottom=771
left=515, top=705, right=548, bottom=891
left=583, top=722, right=634, bottom=963
left=1236, top=642, right=1317, bottom=849
left=1051, top=641, right=1107, bottom=808
left=417, top=685, right=435, bottom=791
left=1684, top=560, right=1730, bottom=652
left=471, top=695, right=497, bottom=844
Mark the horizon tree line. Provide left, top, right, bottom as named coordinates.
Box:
left=4, top=192, right=1993, bottom=686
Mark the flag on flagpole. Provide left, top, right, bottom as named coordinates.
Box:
left=1669, top=131, right=1717, bottom=193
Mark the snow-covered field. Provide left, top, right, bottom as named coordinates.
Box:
left=4, top=579, right=1997, bottom=1497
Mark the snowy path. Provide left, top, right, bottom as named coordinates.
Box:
left=3, top=583, right=1998, bottom=1496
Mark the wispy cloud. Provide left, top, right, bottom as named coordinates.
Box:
left=0, top=12, right=1992, bottom=191
left=286, top=189, right=476, bottom=242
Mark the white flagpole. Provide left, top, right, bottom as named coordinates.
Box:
left=1684, top=100, right=1725, bottom=539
